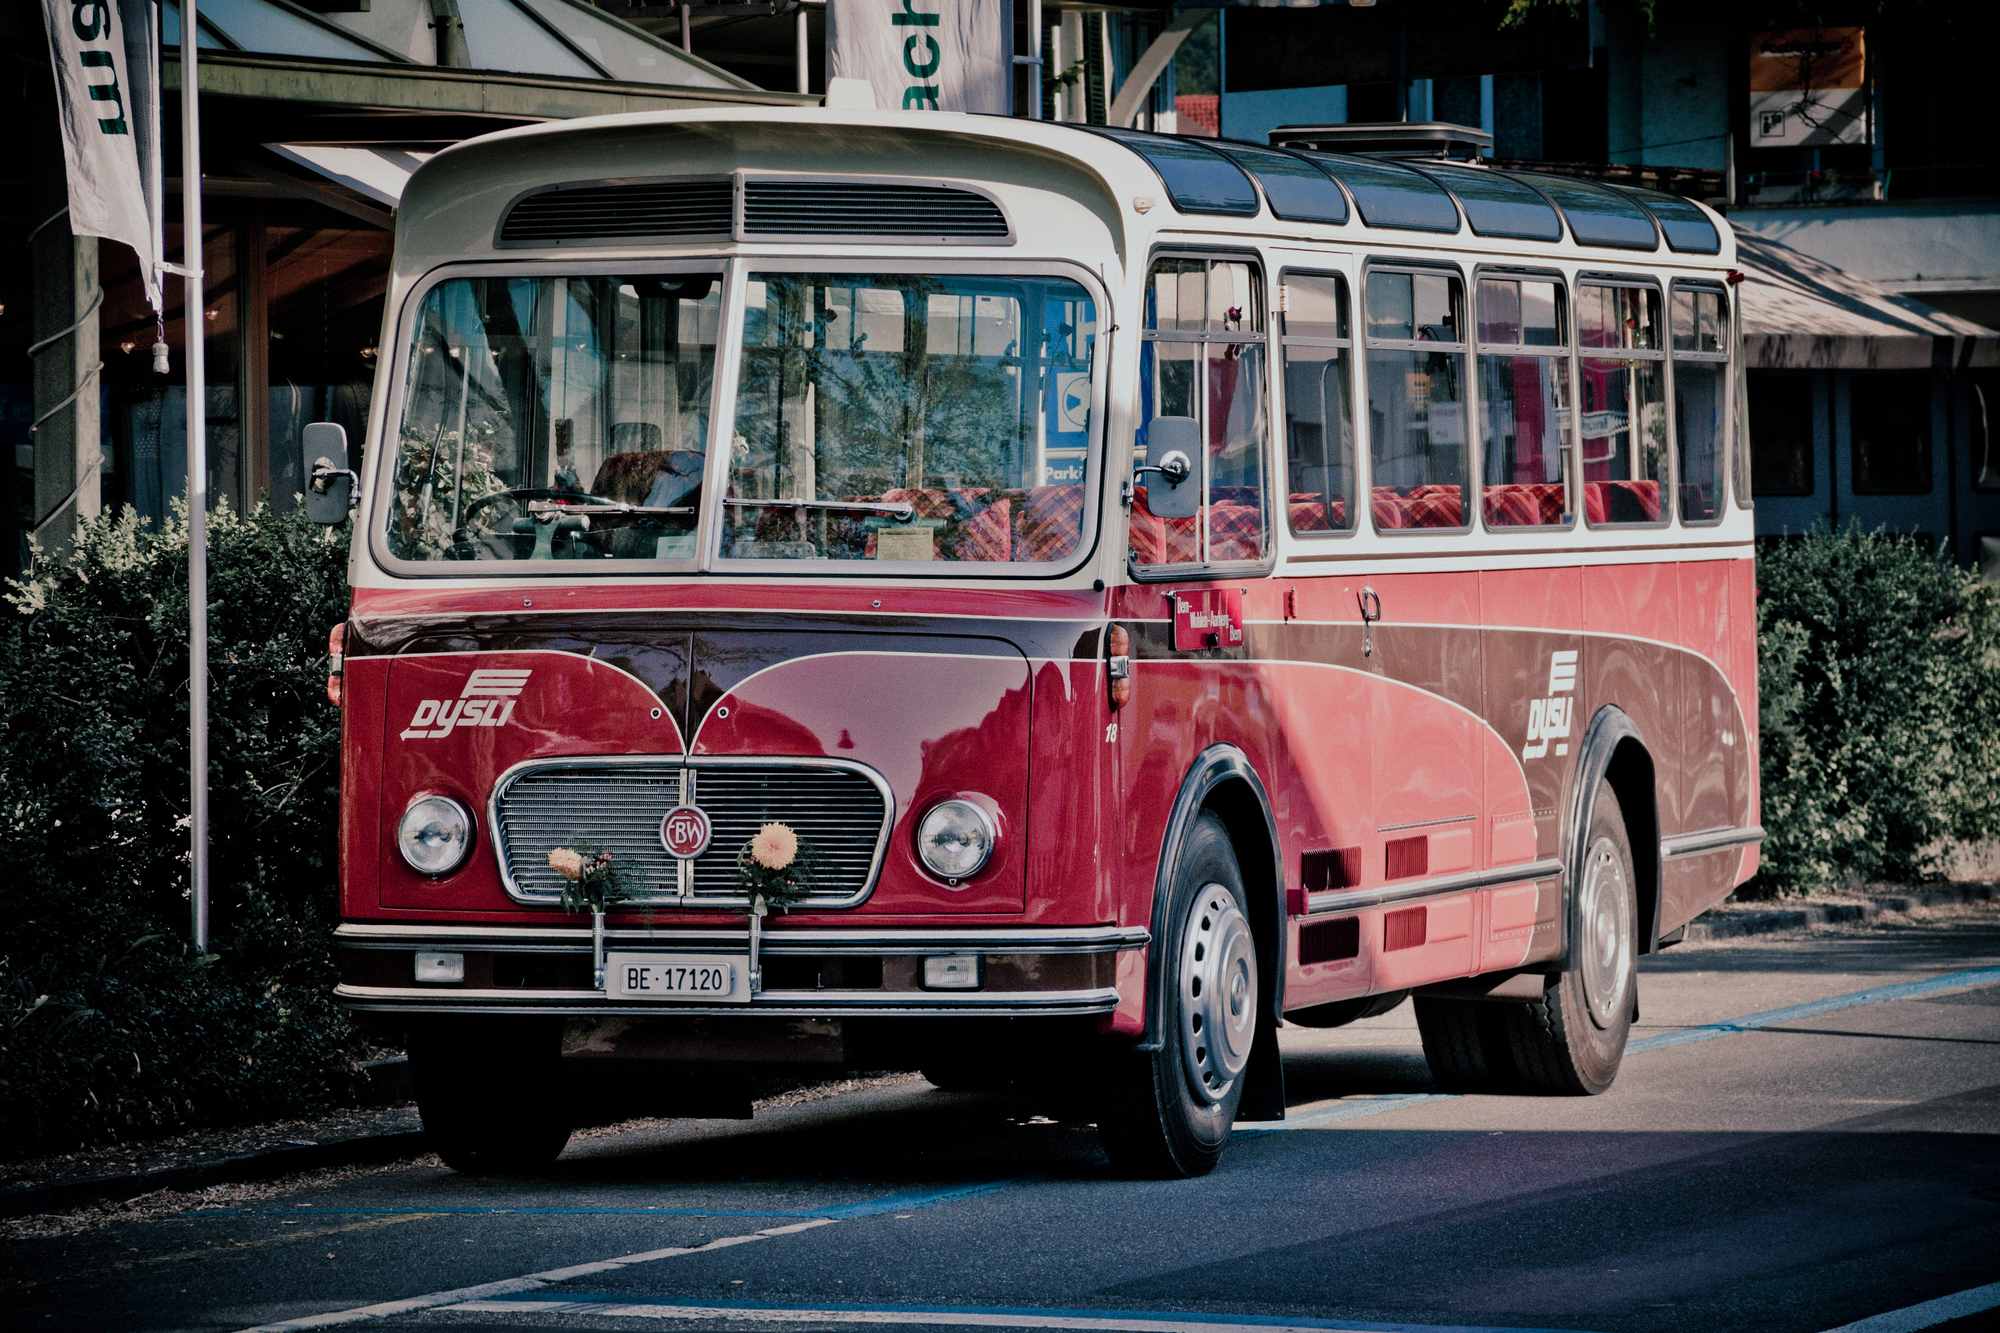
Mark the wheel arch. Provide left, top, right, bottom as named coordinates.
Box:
left=1567, top=706, right=1664, bottom=959
left=1138, top=744, right=1288, bottom=1056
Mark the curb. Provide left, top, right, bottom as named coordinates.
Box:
left=0, top=1128, right=431, bottom=1220
left=0, top=1058, right=423, bottom=1221
left=1685, top=881, right=1999, bottom=943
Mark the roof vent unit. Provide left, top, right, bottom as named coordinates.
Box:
left=1269, top=121, right=1494, bottom=162
left=742, top=181, right=1010, bottom=241
left=498, top=178, right=1010, bottom=246
left=500, top=180, right=732, bottom=245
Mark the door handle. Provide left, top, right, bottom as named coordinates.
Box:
left=1358, top=586, right=1381, bottom=657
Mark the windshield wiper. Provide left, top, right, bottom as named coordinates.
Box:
left=727, top=497, right=918, bottom=522
left=525, top=500, right=694, bottom=520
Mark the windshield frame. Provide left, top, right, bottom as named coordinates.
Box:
left=367, top=255, right=1110, bottom=581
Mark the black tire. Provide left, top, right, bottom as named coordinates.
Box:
left=1094, top=813, right=1259, bottom=1179
left=1413, top=994, right=1515, bottom=1092
left=410, top=1020, right=573, bottom=1174
left=1500, top=778, right=1639, bottom=1095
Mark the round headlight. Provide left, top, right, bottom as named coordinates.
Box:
left=398, top=795, right=474, bottom=876
left=916, top=799, right=996, bottom=882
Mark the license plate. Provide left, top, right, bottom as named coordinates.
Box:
left=605, top=952, right=749, bottom=1003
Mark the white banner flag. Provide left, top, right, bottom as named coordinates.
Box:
left=42, top=0, right=160, bottom=309
left=827, top=0, right=1011, bottom=114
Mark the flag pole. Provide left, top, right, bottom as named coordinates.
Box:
left=181, top=0, right=209, bottom=953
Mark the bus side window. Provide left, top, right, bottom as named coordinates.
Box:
left=1132, top=256, right=1271, bottom=567
left=1578, top=280, right=1668, bottom=527
left=1279, top=272, right=1356, bottom=535
left=1365, top=266, right=1470, bottom=530
left=1477, top=274, right=1574, bottom=528
left=1671, top=284, right=1731, bottom=524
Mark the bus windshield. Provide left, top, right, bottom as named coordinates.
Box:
left=724, top=271, right=1097, bottom=566
left=383, top=268, right=1097, bottom=569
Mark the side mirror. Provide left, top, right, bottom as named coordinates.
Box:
left=303, top=422, right=356, bottom=526
left=1136, top=415, right=1200, bottom=520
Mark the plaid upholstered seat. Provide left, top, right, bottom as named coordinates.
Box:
left=1289, top=493, right=1349, bottom=533
left=1371, top=485, right=1464, bottom=530
left=1129, top=486, right=1201, bottom=564
left=1208, top=502, right=1263, bottom=561
left=859, top=487, right=1012, bottom=561
left=1011, top=485, right=1085, bottom=562
left=1583, top=479, right=1661, bottom=524
left=1483, top=482, right=1567, bottom=528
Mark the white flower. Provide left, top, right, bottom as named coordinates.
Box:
left=547, top=847, right=585, bottom=881
left=750, top=823, right=798, bottom=871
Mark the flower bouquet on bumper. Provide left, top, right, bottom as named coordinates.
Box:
left=737, top=822, right=819, bottom=993
left=547, top=842, right=633, bottom=989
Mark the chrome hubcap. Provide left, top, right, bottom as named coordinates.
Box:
left=1179, top=883, right=1258, bottom=1105
left=1579, top=834, right=1633, bottom=1029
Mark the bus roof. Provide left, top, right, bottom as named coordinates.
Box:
left=396, top=107, right=1736, bottom=273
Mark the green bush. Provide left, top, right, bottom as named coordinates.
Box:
left=0, top=502, right=366, bottom=1158
left=1753, top=526, right=2000, bottom=895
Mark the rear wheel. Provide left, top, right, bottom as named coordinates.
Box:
left=1413, top=994, right=1515, bottom=1092
left=1095, top=813, right=1258, bottom=1179
left=1502, top=779, right=1638, bottom=1095
left=410, top=1020, right=573, bottom=1174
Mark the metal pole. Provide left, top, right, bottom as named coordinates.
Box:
left=679, top=4, right=690, bottom=52
left=1027, top=0, right=1041, bottom=119
left=182, top=0, right=209, bottom=953
left=795, top=2, right=808, bottom=94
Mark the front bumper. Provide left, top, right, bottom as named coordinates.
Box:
left=334, top=922, right=1147, bottom=1018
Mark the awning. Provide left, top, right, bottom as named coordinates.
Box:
left=1738, top=231, right=1998, bottom=370
left=266, top=144, right=433, bottom=208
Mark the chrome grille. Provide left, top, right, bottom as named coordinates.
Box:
left=491, top=761, right=891, bottom=908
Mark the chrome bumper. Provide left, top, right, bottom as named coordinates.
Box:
left=333, top=922, right=1147, bottom=1018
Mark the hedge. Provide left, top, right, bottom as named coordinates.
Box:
left=1, top=515, right=1995, bottom=1156
left=1753, top=526, right=2000, bottom=895
left=0, top=503, right=365, bottom=1158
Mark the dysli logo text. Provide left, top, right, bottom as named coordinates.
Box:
left=401, top=669, right=531, bottom=740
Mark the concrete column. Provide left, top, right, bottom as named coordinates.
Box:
left=31, top=68, right=102, bottom=562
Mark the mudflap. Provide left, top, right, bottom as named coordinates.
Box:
left=1235, top=1014, right=1286, bottom=1122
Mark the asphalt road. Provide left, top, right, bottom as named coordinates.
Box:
left=7, top=908, right=2000, bottom=1333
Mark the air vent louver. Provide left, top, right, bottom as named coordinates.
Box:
left=744, top=181, right=1009, bottom=239
left=500, top=181, right=732, bottom=244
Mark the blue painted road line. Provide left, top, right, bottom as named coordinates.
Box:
left=1624, top=965, right=2000, bottom=1054
left=1814, top=1279, right=2000, bottom=1333
left=1240, top=964, right=2000, bottom=1135
left=448, top=1294, right=1603, bottom=1333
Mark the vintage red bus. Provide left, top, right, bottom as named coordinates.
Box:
left=316, top=109, right=1759, bottom=1179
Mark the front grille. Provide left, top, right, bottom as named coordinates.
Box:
left=492, top=761, right=892, bottom=908
left=500, top=181, right=733, bottom=244
left=742, top=181, right=1010, bottom=239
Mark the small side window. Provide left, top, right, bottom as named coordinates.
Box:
left=1131, top=256, right=1271, bottom=569
left=1477, top=274, right=1573, bottom=529
left=1671, top=283, right=1730, bottom=524
left=1365, top=266, right=1469, bottom=531
left=1578, top=280, right=1667, bottom=526
left=1280, top=272, right=1355, bottom=536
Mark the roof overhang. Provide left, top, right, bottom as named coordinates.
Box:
left=1737, top=231, right=1999, bottom=370
left=163, top=48, right=816, bottom=121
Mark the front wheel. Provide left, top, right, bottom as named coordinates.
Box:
left=1094, top=813, right=1259, bottom=1178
